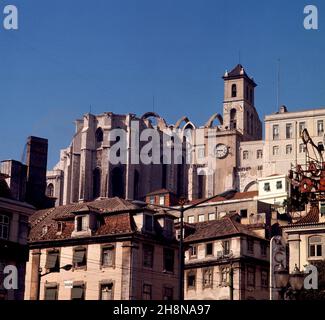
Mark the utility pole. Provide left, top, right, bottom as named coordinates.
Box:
left=229, top=263, right=234, bottom=300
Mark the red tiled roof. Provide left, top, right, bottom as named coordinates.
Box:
left=184, top=214, right=263, bottom=243
left=294, top=206, right=320, bottom=225
left=188, top=191, right=258, bottom=206
left=29, top=197, right=138, bottom=242
left=146, top=189, right=175, bottom=196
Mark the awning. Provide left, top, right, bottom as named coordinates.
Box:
left=45, top=252, right=59, bottom=269
left=73, top=249, right=85, bottom=264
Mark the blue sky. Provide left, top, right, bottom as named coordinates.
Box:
left=1, top=0, right=324, bottom=168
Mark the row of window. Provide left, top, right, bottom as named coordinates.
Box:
left=45, top=245, right=175, bottom=273
left=188, top=240, right=267, bottom=258
left=44, top=282, right=174, bottom=301
left=187, top=267, right=268, bottom=290
left=272, top=120, right=324, bottom=140
left=271, top=143, right=310, bottom=156
left=263, top=181, right=283, bottom=192
left=242, top=149, right=263, bottom=160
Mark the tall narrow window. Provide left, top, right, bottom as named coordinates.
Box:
left=71, top=282, right=85, bottom=300
left=143, top=244, right=154, bottom=268
left=257, top=150, right=263, bottom=159
left=273, top=125, right=279, bottom=140
left=101, top=245, right=115, bottom=267
left=286, top=123, right=293, bottom=139
left=230, top=109, right=237, bottom=130
left=45, top=250, right=60, bottom=273
left=203, top=268, right=213, bottom=288
left=93, top=167, right=101, bottom=199
left=95, top=128, right=104, bottom=147
left=163, top=287, right=173, bottom=300
left=163, top=249, right=174, bottom=273
left=143, top=284, right=152, bottom=300
left=299, top=122, right=306, bottom=135
left=243, top=151, right=249, bottom=160
left=73, top=247, right=87, bottom=269
left=46, top=184, right=54, bottom=197
left=286, top=144, right=293, bottom=155
left=0, top=214, right=9, bottom=240
left=318, top=120, right=324, bottom=136
left=133, top=169, right=140, bottom=200
left=111, top=167, right=124, bottom=198
left=231, top=84, right=237, bottom=98
left=44, top=283, right=58, bottom=300
left=273, top=146, right=279, bottom=156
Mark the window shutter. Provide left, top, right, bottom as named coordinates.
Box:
left=45, top=286, right=58, bottom=300
left=73, top=249, right=86, bottom=264
left=71, top=286, right=84, bottom=300
left=45, top=252, right=59, bottom=269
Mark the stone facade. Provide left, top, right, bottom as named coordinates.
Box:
left=47, top=64, right=263, bottom=206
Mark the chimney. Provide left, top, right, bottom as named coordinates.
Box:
left=25, top=136, right=48, bottom=208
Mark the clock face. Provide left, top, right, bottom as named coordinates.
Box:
left=215, top=144, right=229, bottom=159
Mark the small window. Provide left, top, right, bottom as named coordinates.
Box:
left=299, top=122, right=305, bottom=134
left=46, top=184, right=54, bottom=197
left=286, top=123, right=293, bottom=139
left=96, top=128, right=104, bottom=144
left=149, top=196, right=155, bottom=204
left=75, top=216, right=88, bottom=232
left=101, top=246, right=115, bottom=267
left=163, top=287, right=173, bottom=301
left=71, top=283, right=85, bottom=300
left=45, top=250, right=60, bottom=272
left=0, top=214, right=10, bottom=240
left=261, top=271, right=268, bottom=288
left=273, top=146, right=279, bottom=156
left=188, top=216, right=195, bottom=224
left=187, top=273, right=196, bottom=289
left=273, top=125, right=279, bottom=140
left=189, top=245, right=197, bottom=258
left=44, top=284, right=58, bottom=300
left=286, top=144, right=293, bottom=155
left=198, top=148, right=205, bottom=159
left=144, top=215, right=153, bottom=232
left=247, top=239, right=254, bottom=253
left=221, top=267, right=229, bottom=286
left=247, top=267, right=255, bottom=287
left=143, top=284, right=152, bottom=300
left=264, top=183, right=271, bottom=192
left=73, top=247, right=87, bottom=269
left=159, top=195, right=165, bottom=205
left=231, top=84, right=237, bottom=98
left=206, top=243, right=213, bottom=256
left=243, top=151, right=249, bottom=160
left=198, top=214, right=205, bottom=222
left=309, top=236, right=323, bottom=258
left=163, top=249, right=174, bottom=273
left=256, top=150, right=263, bottom=159
left=299, top=143, right=306, bottom=153
left=261, top=243, right=267, bottom=256
left=276, top=181, right=283, bottom=190
left=318, top=120, right=324, bottom=136
left=223, top=241, right=230, bottom=255
left=143, top=244, right=154, bottom=268
left=320, top=203, right=325, bottom=216
left=208, top=213, right=215, bottom=221
left=100, top=283, right=113, bottom=300
left=240, top=209, right=248, bottom=218
left=203, top=268, right=213, bottom=288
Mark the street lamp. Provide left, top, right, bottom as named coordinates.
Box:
left=133, top=188, right=237, bottom=301
left=37, top=264, right=73, bottom=300
left=274, top=263, right=305, bottom=300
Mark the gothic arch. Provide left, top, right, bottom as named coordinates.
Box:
left=175, top=116, right=190, bottom=129
left=141, top=112, right=167, bottom=128
left=244, top=181, right=258, bottom=192
left=205, top=113, right=224, bottom=128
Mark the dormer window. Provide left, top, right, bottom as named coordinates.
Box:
left=75, top=216, right=88, bottom=232
left=42, top=225, right=48, bottom=236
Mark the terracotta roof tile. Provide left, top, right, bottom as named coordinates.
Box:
left=184, top=215, right=263, bottom=243
left=294, top=206, right=320, bottom=225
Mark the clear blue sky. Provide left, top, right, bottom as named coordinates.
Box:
left=1, top=0, right=324, bottom=168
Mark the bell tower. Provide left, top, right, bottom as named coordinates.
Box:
left=222, top=64, right=262, bottom=140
